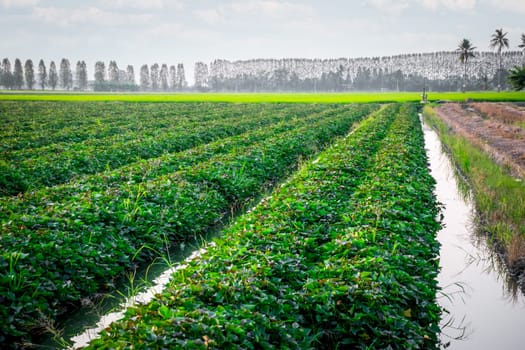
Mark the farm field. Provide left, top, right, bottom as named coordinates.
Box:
left=2, top=0, right=525, bottom=348
left=0, top=102, right=332, bottom=195
left=0, top=100, right=443, bottom=348
left=3, top=96, right=525, bottom=348
left=2, top=101, right=384, bottom=347
left=1, top=90, right=525, bottom=103
left=85, top=103, right=442, bottom=349
left=424, top=103, right=525, bottom=283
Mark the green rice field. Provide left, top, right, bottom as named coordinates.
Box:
left=0, top=90, right=524, bottom=103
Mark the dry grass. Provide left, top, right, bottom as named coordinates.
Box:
left=470, top=102, right=525, bottom=126
left=435, top=103, right=525, bottom=178
left=507, top=233, right=525, bottom=268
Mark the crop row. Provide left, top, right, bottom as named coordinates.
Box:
left=0, top=104, right=378, bottom=347
left=1, top=103, right=305, bottom=155
left=0, top=102, right=278, bottom=150
left=44, top=105, right=346, bottom=193
left=0, top=103, right=332, bottom=196
left=0, top=104, right=360, bottom=229
left=85, top=104, right=442, bottom=349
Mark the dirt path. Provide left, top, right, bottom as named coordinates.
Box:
left=435, top=103, right=525, bottom=178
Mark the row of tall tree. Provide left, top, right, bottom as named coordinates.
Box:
left=0, top=59, right=187, bottom=91
left=204, top=52, right=523, bottom=92
left=92, top=61, right=187, bottom=91
left=136, top=63, right=187, bottom=92
left=203, top=29, right=524, bottom=92
left=2, top=58, right=55, bottom=90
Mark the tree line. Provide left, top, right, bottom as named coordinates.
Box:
left=204, top=29, right=524, bottom=92
left=1, top=29, right=524, bottom=92
left=204, top=53, right=522, bottom=93
left=0, top=59, right=188, bottom=91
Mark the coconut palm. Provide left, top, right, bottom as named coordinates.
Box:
left=490, top=28, right=509, bottom=91
left=520, top=33, right=525, bottom=51
left=456, top=38, right=476, bottom=92
left=519, top=33, right=525, bottom=64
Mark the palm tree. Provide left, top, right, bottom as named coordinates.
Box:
left=519, top=33, right=525, bottom=64
left=490, top=28, right=509, bottom=91
left=457, top=39, right=476, bottom=92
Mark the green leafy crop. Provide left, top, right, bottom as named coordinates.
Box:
left=0, top=102, right=378, bottom=347
left=86, top=104, right=442, bottom=349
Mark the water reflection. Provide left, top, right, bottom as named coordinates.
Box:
left=467, top=229, right=524, bottom=303
left=423, top=119, right=525, bottom=349
left=68, top=241, right=215, bottom=348
left=439, top=281, right=470, bottom=347
left=34, top=234, right=216, bottom=349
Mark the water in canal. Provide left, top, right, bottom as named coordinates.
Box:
left=423, top=120, right=525, bottom=349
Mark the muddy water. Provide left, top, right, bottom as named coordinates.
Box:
left=423, top=121, right=525, bottom=349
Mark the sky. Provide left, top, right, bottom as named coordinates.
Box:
left=1, top=0, right=524, bottom=82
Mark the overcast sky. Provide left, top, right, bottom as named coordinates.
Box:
left=1, top=0, right=524, bottom=81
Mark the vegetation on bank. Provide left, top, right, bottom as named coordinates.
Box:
left=508, top=65, right=525, bottom=91
left=424, top=105, right=525, bottom=272
left=0, top=91, right=524, bottom=103
left=85, top=104, right=442, bottom=349
left=0, top=102, right=378, bottom=347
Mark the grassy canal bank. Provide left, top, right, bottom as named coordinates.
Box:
left=424, top=105, right=525, bottom=279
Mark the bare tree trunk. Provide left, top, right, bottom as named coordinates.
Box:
left=498, top=48, right=502, bottom=92
left=463, top=62, right=467, bottom=93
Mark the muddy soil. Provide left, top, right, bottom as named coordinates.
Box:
left=435, top=103, right=525, bottom=178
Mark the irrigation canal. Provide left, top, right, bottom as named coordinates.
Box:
left=423, top=120, right=525, bottom=349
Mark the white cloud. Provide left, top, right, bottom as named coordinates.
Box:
left=142, top=21, right=220, bottom=52
left=104, top=0, right=163, bottom=9
left=371, top=0, right=477, bottom=13
left=191, top=1, right=315, bottom=28
left=147, top=22, right=184, bottom=37
left=422, top=0, right=476, bottom=11
left=388, top=31, right=459, bottom=52
left=99, top=0, right=184, bottom=11
left=488, top=0, right=525, bottom=14
left=33, top=6, right=153, bottom=27
left=227, top=0, right=314, bottom=19
left=1, top=0, right=38, bottom=7
left=370, top=0, right=410, bottom=15
left=280, top=16, right=383, bottom=40
left=193, top=9, right=224, bottom=25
